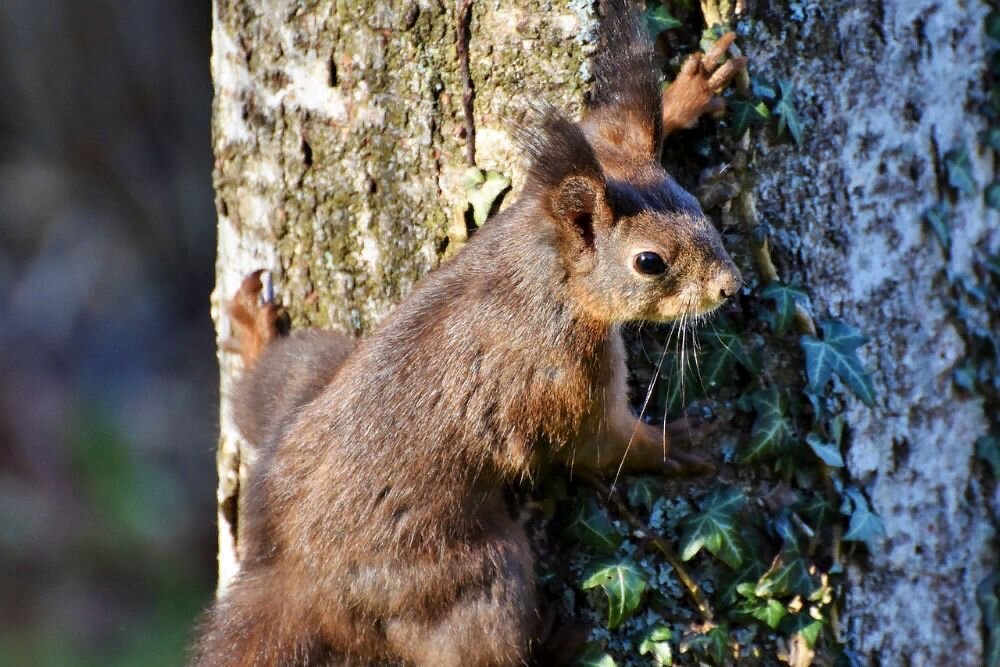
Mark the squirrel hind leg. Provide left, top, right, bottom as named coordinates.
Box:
left=226, top=270, right=290, bottom=368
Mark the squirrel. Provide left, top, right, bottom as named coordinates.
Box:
left=193, top=2, right=745, bottom=665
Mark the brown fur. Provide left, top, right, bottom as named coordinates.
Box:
left=192, top=2, right=745, bottom=665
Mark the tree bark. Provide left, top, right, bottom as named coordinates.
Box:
left=208, top=0, right=596, bottom=592
left=209, top=0, right=997, bottom=663
left=744, top=2, right=996, bottom=662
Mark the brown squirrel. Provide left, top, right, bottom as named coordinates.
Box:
left=193, top=3, right=745, bottom=665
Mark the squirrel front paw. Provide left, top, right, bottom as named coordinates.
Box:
left=661, top=32, right=748, bottom=134
left=225, top=270, right=289, bottom=367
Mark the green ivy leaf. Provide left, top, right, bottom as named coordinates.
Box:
left=755, top=550, right=820, bottom=599
left=923, top=202, right=951, bottom=251
left=700, top=348, right=736, bottom=391
left=774, top=79, right=803, bottom=145
left=841, top=488, right=886, bottom=550
left=679, top=486, right=747, bottom=568
left=659, top=355, right=699, bottom=418
left=944, top=146, right=976, bottom=196
left=685, top=625, right=731, bottom=665
left=988, top=10, right=1000, bottom=40
left=464, top=167, right=511, bottom=227
left=760, top=283, right=809, bottom=336
left=751, top=598, right=788, bottom=629
left=986, top=183, right=1000, bottom=210
left=565, top=496, right=622, bottom=554
left=638, top=624, right=674, bottom=665
left=805, top=432, right=845, bottom=467
left=728, top=97, right=770, bottom=137
left=976, top=435, right=1000, bottom=477
left=976, top=574, right=1000, bottom=667
left=627, top=477, right=662, bottom=514
left=580, top=560, right=649, bottom=629
left=701, top=318, right=762, bottom=376
left=750, top=76, right=777, bottom=100
left=578, top=643, right=618, bottom=667
left=716, top=559, right=767, bottom=610
left=740, top=388, right=794, bottom=463
left=780, top=613, right=825, bottom=648
left=796, top=493, right=837, bottom=529
left=644, top=3, right=683, bottom=36
left=800, top=319, right=877, bottom=407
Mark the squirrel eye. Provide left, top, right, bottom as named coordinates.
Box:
left=634, top=251, right=668, bottom=276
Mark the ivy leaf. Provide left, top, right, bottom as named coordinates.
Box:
left=976, top=574, right=1000, bottom=667
left=923, top=202, right=951, bottom=251
left=805, top=432, right=845, bottom=467
left=774, top=79, right=803, bottom=144
left=780, top=614, right=825, bottom=647
left=841, top=487, right=886, bottom=550
left=988, top=10, right=1000, bottom=41
left=678, top=486, right=747, bottom=568
left=750, top=76, right=777, bottom=100
left=658, top=355, right=699, bottom=418
left=760, top=283, right=809, bottom=335
left=987, top=183, right=1000, bottom=210
left=644, top=3, right=682, bottom=36
left=800, top=319, right=877, bottom=407
left=565, top=496, right=622, bottom=554
left=702, top=318, right=762, bottom=376
left=944, top=146, right=976, bottom=196
left=728, top=97, right=770, bottom=137
left=638, top=624, right=674, bottom=666
left=740, top=388, right=794, bottom=463
left=755, top=550, right=820, bottom=599
left=627, top=477, right=662, bottom=514
left=716, top=559, right=767, bottom=610
left=684, top=625, right=731, bottom=665
left=580, top=560, right=649, bottom=629
left=578, top=644, right=618, bottom=667
left=700, top=348, right=736, bottom=391
left=976, top=435, right=1000, bottom=477
left=751, top=598, right=788, bottom=629
left=796, top=493, right=837, bottom=529
left=464, top=167, right=511, bottom=227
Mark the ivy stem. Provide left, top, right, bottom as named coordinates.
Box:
left=580, top=472, right=716, bottom=623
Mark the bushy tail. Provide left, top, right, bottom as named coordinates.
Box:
left=190, top=575, right=328, bottom=667
left=225, top=270, right=356, bottom=447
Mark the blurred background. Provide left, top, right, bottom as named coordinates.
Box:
left=0, top=1, right=218, bottom=664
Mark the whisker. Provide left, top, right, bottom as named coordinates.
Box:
left=612, top=321, right=673, bottom=492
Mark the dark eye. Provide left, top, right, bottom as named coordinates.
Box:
left=634, top=251, right=668, bottom=275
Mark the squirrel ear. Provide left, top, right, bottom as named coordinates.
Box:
left=515, top=105, right=611, bottom=245
left=547, top=174, right=610, bottom=247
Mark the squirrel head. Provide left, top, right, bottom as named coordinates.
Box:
left=514, top=0, right=740, bottom=325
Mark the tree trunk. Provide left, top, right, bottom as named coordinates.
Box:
left=744, top=2, right=996, bottom=662
left=208, top=0, right=596, bottom=593
left=209, top=0, right=997, bottom=663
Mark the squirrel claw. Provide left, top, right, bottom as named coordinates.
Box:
left=227, top=270, right=289, bottom=367
left=663, top=449, right=716, bottom=476
left=662, top=32, right=748, bottom=134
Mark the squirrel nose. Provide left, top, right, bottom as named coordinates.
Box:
left=716, top=264, right=742, bottom=301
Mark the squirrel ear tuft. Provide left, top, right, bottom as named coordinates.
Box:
left=514, top=105, right=610, bottom=246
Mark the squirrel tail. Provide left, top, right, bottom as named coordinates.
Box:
left=190, top=574, right=330, bottom=667
left=226, top=270, right=356, bottom=447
